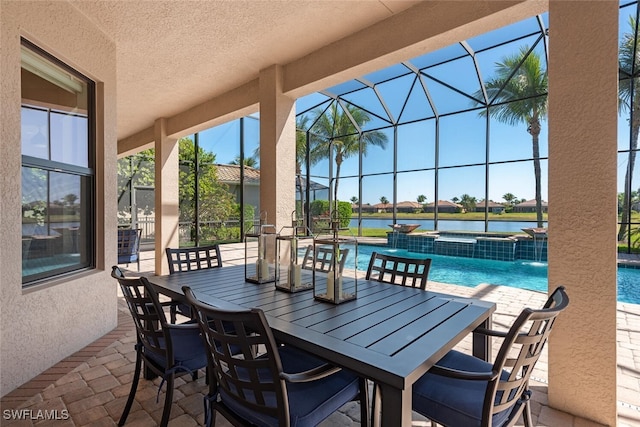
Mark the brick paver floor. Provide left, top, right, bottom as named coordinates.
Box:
left=2, top=246, right=639, bottom=426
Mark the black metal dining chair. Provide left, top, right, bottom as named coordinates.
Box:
left=365, top=251, right=432, bottom=290
left=301, top=244, right=349, bottom=273
left=111, top=266, right=207, bottom=427
left=183, top=285, right=370, bottom=427
left=411, top=286, right=569, bottom=427
left=117, top=228, right=142, bottom=272
left=165, top=244, right=223, bottom=322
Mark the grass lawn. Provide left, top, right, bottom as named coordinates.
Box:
left=358, top=212, right=548, bottom=221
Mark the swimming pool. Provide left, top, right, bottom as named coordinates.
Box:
left=345, top=245, right=640, bottom=304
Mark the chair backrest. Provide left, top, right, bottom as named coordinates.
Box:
left=165, top=245, right=222, bottom=274
left=365, top=251, right=432, bottom=290
left=485, top=286, right=569, bottom=426
left=110, top=266, right=174, bottom=368
left=117, top=228, right=141, bottom=260
left=184, top=286, right=291, bottom=426
left=301, top=245, right=349, bottom=273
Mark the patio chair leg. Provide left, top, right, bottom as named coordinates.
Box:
left=159, top=375, right=174, bottom=427
left=118, top=353, right=142, bottom=426
left=203, top=393, right=216, bottom=427
left=359, top=378, right=370, bottom=427
left=371, top=382, right=381, bottom=427
left=522, top=400, right=533, bottom=427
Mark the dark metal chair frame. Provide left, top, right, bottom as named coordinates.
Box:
left=301, top=244, right=349, bottom=273
left=183, top=286, right=370, bottom=427
left=412, top=286, right=570, bottom=427
left=111, top=266, right=206, bottom=427
left=117, top=228, right=142, bottom=272
left=165, top=244, right=222, bottom=273
left=165, top=245, right=222, bottom=322
left=365, top=251, right=432, bottom=290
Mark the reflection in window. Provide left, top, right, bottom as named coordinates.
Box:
left=21, top=107, right=48, bottom=159
left=50, top=111, right=88, bottom=167
left=21, top=40, right=94, bottom=285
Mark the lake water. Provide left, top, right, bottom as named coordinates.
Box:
left=349, top=218, right=547, bottom=233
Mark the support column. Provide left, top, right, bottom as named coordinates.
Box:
left=547, top=2, right=618, bottom=425
left=259, top=65, right=296, bottom=230
left=154, top=118, right=180, bottom=276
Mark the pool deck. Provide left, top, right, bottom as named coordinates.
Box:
left=2, top=242, right=639, bottom=426
left=619, top=252, right=640, bottom=267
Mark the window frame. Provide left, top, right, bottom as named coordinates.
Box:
left=20, top=38, right=96, bottom=286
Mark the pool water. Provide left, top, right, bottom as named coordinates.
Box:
left=345, top=245, right=640, bottom=304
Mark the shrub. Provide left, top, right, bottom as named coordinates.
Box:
left=309, top=200, right=352, bottom=231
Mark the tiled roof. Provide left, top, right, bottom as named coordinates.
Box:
left=215, top=164, right=260, bottom=184
left=425, top=200, right=462, bottom=208
left=214, top=164, right=329, bottom=191
left=476, top=200, right=505, bottom=208
left=396, top=201, right=423, bottom=208
left=517, top=199, right=548, bottom=207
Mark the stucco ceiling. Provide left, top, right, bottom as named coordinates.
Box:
left=69, top=0, right=422, bottom=141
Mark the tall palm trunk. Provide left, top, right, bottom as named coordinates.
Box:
left=296, top=162, right=306, bottom=227
left=528, top=113, right=543, bottom=228
left=333, top=150, right=343, bottom=216
left=618, top=106, right=640, bottom=241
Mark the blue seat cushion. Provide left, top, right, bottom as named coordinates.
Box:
left=118, top=254, right=138, bottom=263
left=143, top=325, right=207, bottom=374
left=412, top=350, right=511, bottom=427
left=220, top=346, right=361, bottom=427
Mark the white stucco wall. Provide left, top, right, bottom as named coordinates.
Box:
left=0, top=1, right=117, bottom=396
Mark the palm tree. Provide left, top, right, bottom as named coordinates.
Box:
left=309, top=103, right=388, bottom=210
left=417, top=194, right=426, bottom=203
left=350, top=196, right=359, bottom=204
left=230, top=155, right=259, bottom=168
left=502, top=192, right=516, bottom=205
left=475, top=46, right=547, bottom=227
left=459, top=194, right=477, bottom=213
left=502, top=192, right=518, bottom=210
left=618, top=16, right=640, bottom=242
left=295, top=115, right=313, bottom=220
left=380, top=196, right=389, bottom=204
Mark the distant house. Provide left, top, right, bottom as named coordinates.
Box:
left=216, top=164, right=261, bottom=208
left=396, top=201, right=424, bottom=213
left=424, top=200, right=463, bottom=213
left=513, top=199, right=549, bottom=213
left=353, top=203, right=375, bottom=213
left=475, top=199, right=505, bottom=213
left=216, top=164, right=329, bottom=209
left=373, top=202, right=393, bottom=213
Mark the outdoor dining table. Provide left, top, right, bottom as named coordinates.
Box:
left=146, top=264, right=496, bottom=426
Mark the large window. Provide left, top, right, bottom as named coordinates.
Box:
left=21, top=39, right=95, bottom=285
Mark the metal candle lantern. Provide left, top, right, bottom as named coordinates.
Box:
left=275, top=213, right=314, bottom=293
left=245, top=223, right=277, bottom=284
left=312, top=217, right=357, bottom=304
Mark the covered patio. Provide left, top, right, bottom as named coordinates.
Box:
left=0, top=1, right=626, bottom=425
left=2, top=247, right=639, bottom=426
